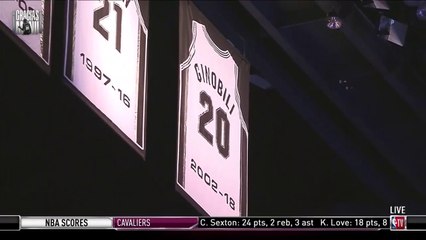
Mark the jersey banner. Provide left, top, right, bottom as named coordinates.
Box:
left=64, top=0, right=148, bottom=158
left=0, top=0, right=52, bottom=71
left=177, top=1, right=250, bottom=216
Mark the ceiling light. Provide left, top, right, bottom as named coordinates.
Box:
left=327, top=11, right=343, bottom=30
left=416, top=4, right=426, bottom=20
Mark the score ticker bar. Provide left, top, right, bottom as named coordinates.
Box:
left=0, top=216, right=388, bottom=230
left=0, top=216, right=19, bottom=231
left=406, top=216, right=426, bottom=230
left=198, top=217, right=388, bottom=229
left=0, top=215, right=423, bottom=231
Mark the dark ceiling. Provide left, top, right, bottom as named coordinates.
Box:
left=195, top=0, right=426, bottom=212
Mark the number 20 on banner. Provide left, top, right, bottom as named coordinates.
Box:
left=177, top=2, right=249, bottom=217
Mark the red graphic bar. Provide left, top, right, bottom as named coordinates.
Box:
left=112, top=217, right=198, bottom=229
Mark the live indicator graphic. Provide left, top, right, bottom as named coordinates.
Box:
left=391, top=215, right=426, bottom=231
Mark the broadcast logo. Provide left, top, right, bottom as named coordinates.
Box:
left=13, top=9, right=42, bottom=35
left=390, top=216, right=406, bottom=230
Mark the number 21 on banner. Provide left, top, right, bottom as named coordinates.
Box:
left=64, top=0, right=148, bottom=157
left=93, top=0, right=124, bottom=52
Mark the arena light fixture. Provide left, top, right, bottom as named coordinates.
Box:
left=416, top=3, right=426, bottom=20
left=327, top=10, right=343, bottom=30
